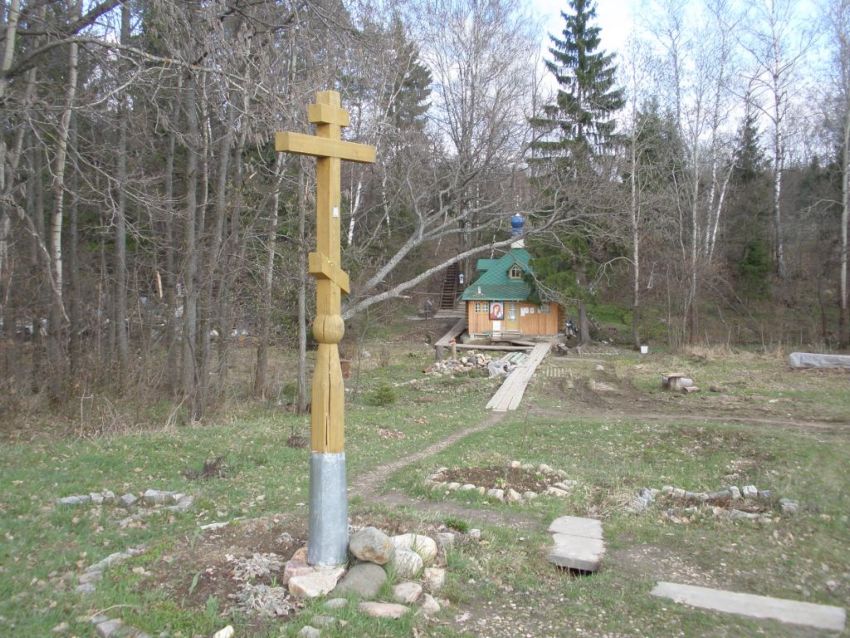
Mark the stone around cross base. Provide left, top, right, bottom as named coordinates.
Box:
left=298, top=626, right=321, bottom=638
left=392, top=581, right=423, bottom=604
left=392, top=548, right=423, bottom=579
left=358, top=601, right=411, bottom=619
left=288, top=566, right=346, bottom=598
left=310, top=615, right=337, bottom=628
left=349, top=527, right=394, bottom=565
left=651, top=581, right=846, bottom=632
left=423, top=567, right=446, bottom=592
left=283, top=556, right=313, bottom=586
left=324, top=598, right=348, bottom=610
left=392, top=533, right=437, bottom=565
left=333, top=562, right=387, bottom=599
left=435, top=532, right=455, bottom=553
left=419, top=593, right=441, bottom=616
left=546, top=516, right=605, bottom=572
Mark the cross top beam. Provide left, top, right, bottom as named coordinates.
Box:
left=275, top=91, right=375, bottom=164
left=275, top=90, right=376, bottom=567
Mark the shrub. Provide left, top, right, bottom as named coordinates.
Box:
left=365, top=382, right=397, bottom=406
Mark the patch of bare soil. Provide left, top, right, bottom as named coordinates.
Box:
left=612, top=543, right=722, bottom=589
left=533, top=372, right=849, bottom=434
left=439, top=466, right=556, bottom=492
left=147, top=515, right=306, bottom=626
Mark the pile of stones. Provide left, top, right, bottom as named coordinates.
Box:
left=425, top=353, right=493, bottom=376
left=426, top=461, right=577, bottom=503
left=286, top=526, right=459, bottom=636
left=57, top=488, right=194, bottom=528
left=628, top=484, right=800, bottom=522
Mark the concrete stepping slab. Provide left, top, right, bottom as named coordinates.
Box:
left=651, top=581, right=846, bottom=632
left=546, top=515, right=604, bottom=572
left=547, top=516, right=603, bottom=539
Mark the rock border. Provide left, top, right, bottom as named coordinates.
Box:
left=57, top=488, right=194, bottom=528
left=76, top=545, right=146, bottom=595
left=425, top=461, right=576, bottom=502
left=627, top=484, right=800, bottom=522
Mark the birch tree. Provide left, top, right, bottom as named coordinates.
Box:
left=742, top=0, right=812, bottom=279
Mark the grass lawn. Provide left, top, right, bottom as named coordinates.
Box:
left=1, top=341, right=848, bottom=637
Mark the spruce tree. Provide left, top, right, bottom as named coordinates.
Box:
left=729, top=109, right=772, bottom=298
left=386, top=18, right=432, bottom=132
left=531, top=0, right=624, bottom=164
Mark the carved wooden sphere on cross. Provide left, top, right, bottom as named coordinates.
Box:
left=275, top=91, right=375, bottom=566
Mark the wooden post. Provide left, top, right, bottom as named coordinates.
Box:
left=276, top=91, right=376, bottom=565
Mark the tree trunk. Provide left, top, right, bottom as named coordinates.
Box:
left=182, top=75, right=200, bottom=422
left=0, top=0, right=20, bottom=383
left=47, top=0, right=82, bottom=401
left=254, top=155, right=282, bottom=399
left=200, top=98, right=234, bottom=405
left=68, top=119, right=81, bottom=376
left=840, top=95, right=850, bottom=348
left=773, top=114, right=786, bottom=279
left=578, top=300, right=590, bottom=345
left=114, top=2, right=130, bottom=385
left=30, top=147, right=45, bottom=394
left=630, top=131, right=641, bottom=350
left=164, top=75, right=182, bottom=392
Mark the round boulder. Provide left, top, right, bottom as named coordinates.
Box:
left=334, top=562, right=387, bottom=599
left=392, top=533, right=438, bottom=565
left=392, top=548, right=423, bottom=579
left=349, top=526, right=394, bottom=565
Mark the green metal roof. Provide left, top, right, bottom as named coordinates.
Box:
left=475, top=258, right=499, bottom=272
left=462, top=248, right=534, bottom=301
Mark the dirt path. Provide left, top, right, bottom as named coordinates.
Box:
left=350, top=411, right=506, bottom=498
left=349, top=409, right=544, bottom=529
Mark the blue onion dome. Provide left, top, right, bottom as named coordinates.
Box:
left=510, top=213, right=524, bottom=236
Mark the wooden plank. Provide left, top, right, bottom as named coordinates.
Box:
left=487, top=342, right=551, bottom=412
left=434, top=317, right=467, bottom=348
left=275, top=131, right=376, bottom=163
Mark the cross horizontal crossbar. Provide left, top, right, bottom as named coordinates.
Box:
left=309, top=251, right=350, bottom=293
left=275, top=132, right=376, bottom=164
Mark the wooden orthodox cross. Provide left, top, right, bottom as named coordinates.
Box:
left=276, top=91, right=376, bottom=566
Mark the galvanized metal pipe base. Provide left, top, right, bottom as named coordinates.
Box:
left=307, top=452, right=348, bottom=566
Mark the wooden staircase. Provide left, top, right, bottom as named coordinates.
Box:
left=440, top=262, right=460, bottom=310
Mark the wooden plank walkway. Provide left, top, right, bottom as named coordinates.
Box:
left=434, top=317, right=467, bottom=348
left=486, top=341, right=552, bottom=412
